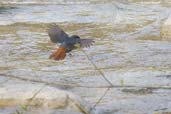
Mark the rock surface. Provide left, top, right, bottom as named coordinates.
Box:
left=0, top=77, right=96, bottom=114
left=0, top=1, right=171, bottom=114
left=161, top=12, right=171, bottom=39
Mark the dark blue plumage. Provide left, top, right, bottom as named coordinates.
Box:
left=47, top=25, right=94, bottom=60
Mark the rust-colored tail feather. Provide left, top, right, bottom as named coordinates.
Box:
left=49, top=47, right=66, bottom=60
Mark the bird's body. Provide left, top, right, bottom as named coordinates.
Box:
left=48, top=25, right=94, bottom=60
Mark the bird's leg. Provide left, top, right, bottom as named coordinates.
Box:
left=49, top=47, right=66, bottom=60
left=68, top=52, right=73, bottom=57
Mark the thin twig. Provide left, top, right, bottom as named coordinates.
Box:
left=80, top=49, right=114, bottom=110
left=90, top=88, right=110, bottom=111
left=81, top=49, right=114, bottom=87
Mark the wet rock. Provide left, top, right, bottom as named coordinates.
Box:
left=157, top=75, right=171, bottom=79
left=122, top=88, right=153, bottom=95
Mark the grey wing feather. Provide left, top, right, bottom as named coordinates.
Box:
left=48, top=25, right=69, bottom=43
left=80, top=39, right=95, bottom=48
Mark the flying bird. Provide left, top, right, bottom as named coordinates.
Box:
left=48, top=25, right=94, bottom=60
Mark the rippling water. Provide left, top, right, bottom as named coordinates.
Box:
left=0, top=0, right=171, bottom=113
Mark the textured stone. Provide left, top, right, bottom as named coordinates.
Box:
left=161, top=13, right=171, bottom=39
left=0, top=78, right=96, bottom=114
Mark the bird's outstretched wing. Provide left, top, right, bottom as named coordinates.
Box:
left=48, top=25, right=69, bottom=43
left=80, top=39, right=95, bottom=48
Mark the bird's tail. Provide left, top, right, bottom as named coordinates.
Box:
left=49, top=47, right=66, bottom=60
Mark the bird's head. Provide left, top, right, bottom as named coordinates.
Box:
left=70, top=35, right=81, bottom=43
left=70, top=35, right=81, bottom=48
left=70, top=35, right=80, bottom=39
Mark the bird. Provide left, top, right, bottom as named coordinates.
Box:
left=47, top=25, right=94, bottom=60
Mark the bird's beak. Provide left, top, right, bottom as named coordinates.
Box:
left=74, top=43, right=81, bottom=48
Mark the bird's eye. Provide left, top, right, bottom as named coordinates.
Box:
left=71, top=35, right=80, bottom=39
